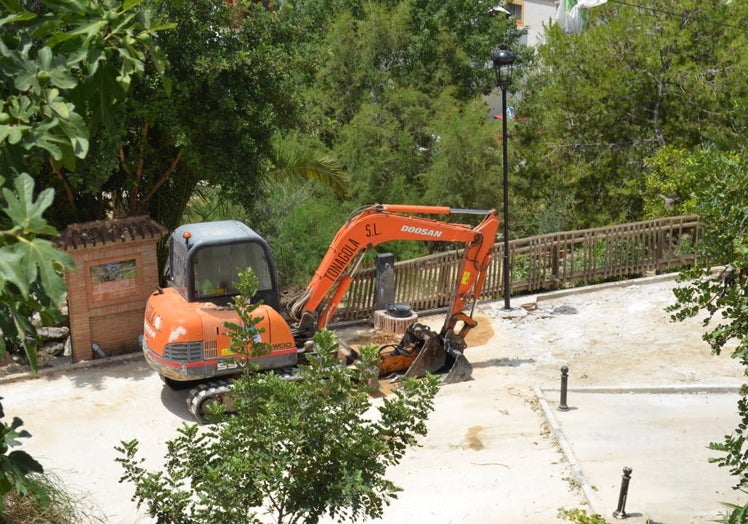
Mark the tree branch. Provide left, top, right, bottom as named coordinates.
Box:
left=140, top=149, right=183, bottom=209
left=129, top=122, right=149, bottom=215
left=48, top=158, right=76, bottom=210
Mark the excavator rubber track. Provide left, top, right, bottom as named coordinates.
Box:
left=188, top=379, right=234, bottom=424
left=187, top=369, right=302, bottom=424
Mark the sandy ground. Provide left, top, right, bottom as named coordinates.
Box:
left=1, top=274, right=746, bottom=523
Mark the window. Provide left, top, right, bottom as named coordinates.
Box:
left=507, top=0, right=524, bottom=26
left=193, top=242, right=273, bottom=299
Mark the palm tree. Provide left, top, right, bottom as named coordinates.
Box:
left=182, top=133, right=348, bottom=224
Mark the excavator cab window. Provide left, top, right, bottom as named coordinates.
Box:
left=192, top=242, right=273, bottom=300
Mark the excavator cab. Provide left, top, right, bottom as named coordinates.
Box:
left=143, top=220, right=298, bottom=399
left=165, top=220, right=281, bottom=310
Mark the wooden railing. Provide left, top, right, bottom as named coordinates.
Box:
left=332, top=215, right=700, bottom=323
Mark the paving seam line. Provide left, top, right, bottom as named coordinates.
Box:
left=532, top=385, right=607, bottom=516
left=543, top=384, right=742, bottom=395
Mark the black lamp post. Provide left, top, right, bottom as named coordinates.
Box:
left=491, top=44, right=515, bottom=310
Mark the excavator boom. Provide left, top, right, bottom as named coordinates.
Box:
left=294, top=204, right=499, bottom=334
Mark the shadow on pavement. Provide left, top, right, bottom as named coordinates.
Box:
left=160, top=385, right=195, bottom=422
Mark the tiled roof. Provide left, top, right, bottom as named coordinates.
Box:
left=58, top=216, right=168, bottom=250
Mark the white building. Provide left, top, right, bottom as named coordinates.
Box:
left=486, top=1, right=557, bottom=116
left=505, top=0, right=557, bottom=47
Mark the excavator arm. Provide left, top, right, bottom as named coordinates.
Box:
left=291, top=204, right=500, bottom=357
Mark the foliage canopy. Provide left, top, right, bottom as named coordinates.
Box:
left=0, top=0, right=168, bottom=222
left=514, top=0, right=748, bottom=231
left=665, top=148, right=748, bottom=517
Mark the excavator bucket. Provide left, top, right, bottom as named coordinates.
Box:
left=403, top=340, right=474, bottom=383
left=402, top=336, right=447, bottom=379
left=380, top=323, right=474, bottom=383
left=440, top=352, right=473, bottom=384
left=398, top=324, right=474, bottom=383
left=438, top=329, right=473, bottom=384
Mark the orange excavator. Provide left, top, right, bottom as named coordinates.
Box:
left=142, top=204, right=499, bottom=422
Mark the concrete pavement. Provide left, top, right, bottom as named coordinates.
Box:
left=539, top=386, right=747, bottom=523
left=3, top=275, right=748, bottom=523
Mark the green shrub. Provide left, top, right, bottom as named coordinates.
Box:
left=557, top=507, right=609, bottom=524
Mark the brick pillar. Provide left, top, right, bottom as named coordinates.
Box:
left=59, top=217, right=167, bottom=362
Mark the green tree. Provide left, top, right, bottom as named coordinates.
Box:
left=641, top=145, right=723, bottom=219
left=1, top=0, right=335, bottom=231
left=304, top=0, right=523, bottom=208
left=117, top=270, right=440, bottom=524
left=333, top=86, right=504, bottom=212
left=0, top=0, right=169, bottom=224
left=0, top=2, right=161, bottom=516
left=0, top=172, right=108, bottom=519
left=265, top=0, right=522, bottom=277
left=419, top=95, right=504, bottom=210
left=513, top=0, right=748, bottom=230
left=243, top=0, right=528, bottom=283
left=267, top=132, right=348, bottom=200
left=0, top=395, right=45, bottom=515
left=181, top=133, right=348, bottom=226
left=0, top=0, right=167, bottom=365
left=0, top=173, right=73, bottom=368
left=308, top=0, right=522, bottom=133
left=0, top=174, right=106, bottom=521
left=253, top=188, right=345, bottom=287
left=0, top=171, right=78, bottom=517
left=89, top=0, right=314, bottom=232
left=179, top=130, right=349, bottom=287
left=666, top=148, right=748, bottom=519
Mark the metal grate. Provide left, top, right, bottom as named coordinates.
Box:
left=164, top=342, right=204, bottom=363
left=204, top=340, right=218, bottom=360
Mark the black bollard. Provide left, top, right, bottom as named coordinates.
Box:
left=612, top=466, right=633, bottom=519
left=558, top=366, right=569, bottom=411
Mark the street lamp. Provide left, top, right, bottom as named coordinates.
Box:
left=491, top=44, right=515, bottom=310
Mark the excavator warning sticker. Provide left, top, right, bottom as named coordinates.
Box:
left=461, top=271, right=471, bottom=285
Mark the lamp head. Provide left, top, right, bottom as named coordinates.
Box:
left=491, top=44, right=515, bottom=89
